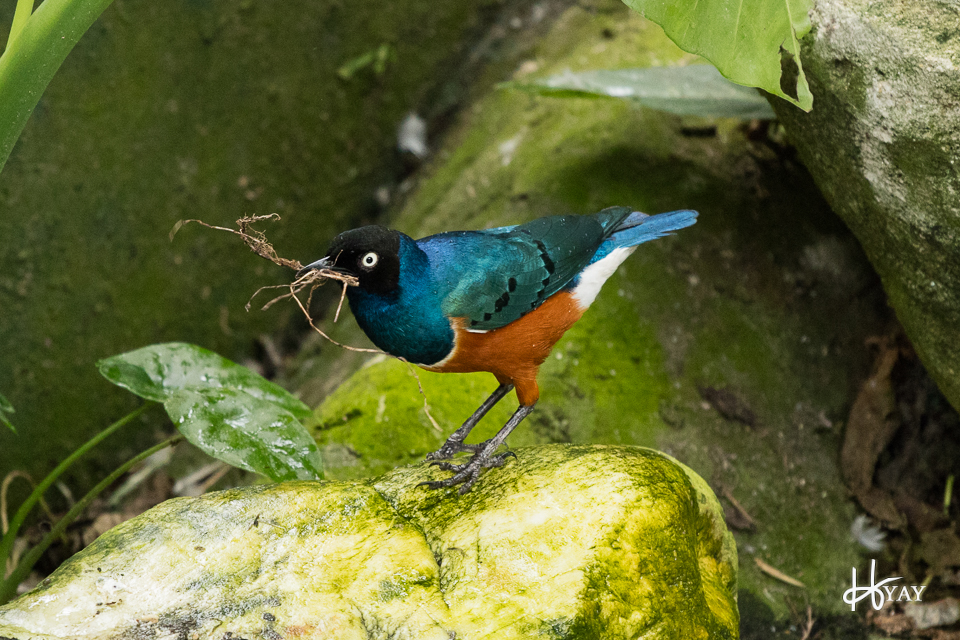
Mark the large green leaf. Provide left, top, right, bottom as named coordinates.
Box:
left=165, top=387, right=323, bottom=482
left=506, top=65, right=775, bottom=119
left=621, top=0, right=813, bottom=111
left=0, top=0, right=117, bottom=172
left=98, top=343, right=322, bottom=482
left=97, top=343, right=311, bottom=421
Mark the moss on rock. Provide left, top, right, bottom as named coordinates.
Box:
left=309, top=356, right=519, bottom=479
left=0, top=445, right=737, bottom=639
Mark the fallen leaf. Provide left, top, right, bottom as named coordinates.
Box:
left=904, top=598, right=960, bottom=631
left=698, top=385, right=758, bottom=428
left=867, top=607, right=914, bottom=636
left=895, top=491, right=948, bottom=535
left=919, top=528, right=960, bottom=578
left=840, top=338, right=905, bottom=527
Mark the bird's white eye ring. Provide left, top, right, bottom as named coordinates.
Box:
left=360, top=252, right=379, bottom=269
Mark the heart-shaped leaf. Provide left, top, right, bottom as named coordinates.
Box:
left=98, top=343, right=321, bottom=481
left=97, top=342, right=311, bottom=421
left=165, top=387, right=323, bottom=482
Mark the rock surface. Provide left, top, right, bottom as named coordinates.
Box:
left=0, top=445, right=738, bottom=639
left=772, top=0, right=960, bottom=411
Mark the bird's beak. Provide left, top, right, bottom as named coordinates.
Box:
left=296, top=256, right=336, bottom=279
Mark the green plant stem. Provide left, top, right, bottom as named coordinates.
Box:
left=0, top=403, right=151, bottom=578
left=0, top=412, right=14, bottom=434
left=945, top=474, right=955, bottom=517
left=6, top=0, right=35, bottom=49
left=0, top=0, right=117, bottom=173
left=0, top=433, right=183, bottom=604
left=0, top=392, right=16, bottom=433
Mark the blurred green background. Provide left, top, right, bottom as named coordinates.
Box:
left=0, top=0, right=505, bottom=490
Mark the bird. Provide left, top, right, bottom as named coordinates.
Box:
left=298, top=206, right=697, bottom=493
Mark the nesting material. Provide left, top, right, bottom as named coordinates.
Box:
left=172, top=214, right=375, bottom=351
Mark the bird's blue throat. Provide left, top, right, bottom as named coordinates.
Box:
left=346, top=237, right=455, bottom=365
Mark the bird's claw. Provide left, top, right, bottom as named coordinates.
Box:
left=420, top=450, right=517, bottom=494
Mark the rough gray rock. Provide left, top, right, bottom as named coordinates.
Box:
left=773, top=0, right=960, bottom=409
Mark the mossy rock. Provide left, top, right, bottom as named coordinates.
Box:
left=311, top=355, right=520, bottom=479
left=772, top=0, right=960, bottom=412
left=0, top=445, right=738, bottom=639
left=294, top=0, right=890, bottom=618
left=0, top=0, right=500, bottom=494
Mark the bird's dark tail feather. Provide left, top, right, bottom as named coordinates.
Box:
left=610, top=209, right=698, bottom=247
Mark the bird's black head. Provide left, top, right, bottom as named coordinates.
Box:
left=301, top=225, right=402, bottom=295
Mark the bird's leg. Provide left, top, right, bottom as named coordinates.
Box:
left=421, top=402, right=536, bottom=494
left=426, top=383, right=514, bottom=461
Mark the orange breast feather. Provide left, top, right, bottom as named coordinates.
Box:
left=423, top=290, right=585, bottom=405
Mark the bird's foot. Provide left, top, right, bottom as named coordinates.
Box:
left=421, top=403, right=534, bottom=494
left=420, top=447, right=517, bottom=494
left=424, top=439, right=481, bottom=461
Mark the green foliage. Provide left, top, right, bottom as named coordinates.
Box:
left=97, top=342, right=313, bottom=421
left=7, top=0, right=31, bottom=56
left=337, top=43, right=394, bottom=80
left=166, top=388, right=322, bottom=482
left=0, top=0, right=116, bottom=172
left=0, top=432, right=180, bottom=605
left=620, top=0, right=813, bottom=111
left=0, top=404, right=153, bottom=604
left=1, top=343, right=320, bottom=602
left=504, top=65, right=776, bottom=119
left=98, top=343, right=322, bottom=482
left=0, top=392, right=14, bottom=433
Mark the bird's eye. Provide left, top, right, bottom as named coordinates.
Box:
left=360, top=252, right=379, bottom=270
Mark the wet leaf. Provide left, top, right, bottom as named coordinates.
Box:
left=165, top=387, right=323, bottom=482
left=619, top=0, right=813, bottom=111
left=97, top=343, right=311, bottom=421
left=506, top=65, right=776, bottom=119
left=99, top=344, right=321, bottom=481
left=0, top=392, right=15, bottom=433
left=919, top=529, right=960, bottom=577
left=893, top=492, right=946, bottom=535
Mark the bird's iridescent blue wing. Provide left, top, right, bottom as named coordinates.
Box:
left=418, top=208, right=632, bottom=330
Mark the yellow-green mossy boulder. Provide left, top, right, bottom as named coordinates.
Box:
left=0, top=445, right=737, bottom=639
